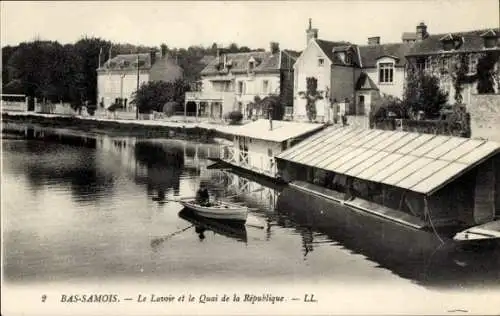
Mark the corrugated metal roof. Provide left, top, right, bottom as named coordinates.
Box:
left=217, top=119, right=325, bottom=143
left=277, top=126, right=500, bottom=196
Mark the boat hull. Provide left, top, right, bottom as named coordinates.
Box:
left=179, top=200, right=248, bottom=222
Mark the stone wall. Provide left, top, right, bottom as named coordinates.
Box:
left=468, top=94, right=500, bottom=142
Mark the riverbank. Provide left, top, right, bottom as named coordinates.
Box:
left=1, top=112, right=239, bottom=142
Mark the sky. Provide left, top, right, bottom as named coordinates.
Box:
left=1, top=0, right=499, bottom=51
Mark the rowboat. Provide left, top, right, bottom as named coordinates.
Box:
left=178, top=208, right=247, bottom=242
left=178, top=199, right=248, bottom=223
left=453, top=220, right=500, bottom=248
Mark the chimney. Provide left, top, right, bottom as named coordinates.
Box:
left=368, top=36, right=380, bottom=45
left=270, top=42, right=280, bottom=54
left=306, top=18, right=319, bottom=46
left=416, top=21, right=428, bottom=40
left=150, top=49, right=156, bottom=66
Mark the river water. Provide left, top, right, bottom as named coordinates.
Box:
left=2, top=123, right=500, bottom=313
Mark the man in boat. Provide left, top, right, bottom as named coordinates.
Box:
left=196, top=185, right=211, bottom=206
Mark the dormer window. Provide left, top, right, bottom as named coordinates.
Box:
left=443, top=40, right=454, bottom=51
left=318, top=58, right=325, bottom=66
left=484, top=37, right=497, bottom=48
left=481, top=30, right=499, bottom=49
left=440, top=34, right=462, bottom=51
left=336, top=52, right=346, bottom=63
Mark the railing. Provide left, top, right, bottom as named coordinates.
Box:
left=185, top=91, right=235, bottom=101
left=219, top=145, right=278, bottom=177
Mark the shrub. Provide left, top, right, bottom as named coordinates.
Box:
left=226, top=110, right=243, bottom=125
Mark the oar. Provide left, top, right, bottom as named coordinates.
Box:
left=151, top=225, right=194, bottom=247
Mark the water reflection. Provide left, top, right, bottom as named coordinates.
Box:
left=2, top=124, right=499, bottom=291
left=3, top=137, right=115, bottom=203
left=133, top=140, right=184, bottom=203
left=276, top=187, right=500, bottom=289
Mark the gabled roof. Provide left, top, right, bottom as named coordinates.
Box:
left=99, top=53, right=152, bottom=71
left=356, top=72, right=379, bottom=91
left=358, top=43, right=411, bottom=68
left=407, top=28, right=500, bottom=56
left=314, top=39, right=360, bottom=66
left=480, top=29, right=499, bottom=37
left=217, top=119, right=325, bottom=143
left=276, top=127, right=500, bottom=196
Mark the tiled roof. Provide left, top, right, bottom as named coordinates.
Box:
left=201, top=51, right=277, bottom=75
left=355, top=72, right=379, bottom=91
left=407, top=28, right=500, bottom=56
left=200, top=50, right=300, bottom=76
left=315, top=39, right=360, bottom=66
left=276, top=127, right=500, bottom=196
left=358, top=43, right=411, bottom=68
left=100, top=53, right=152, bottom=71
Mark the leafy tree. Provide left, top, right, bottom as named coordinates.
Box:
left=449, top=53, right=468, bottom=104
left=476, top=51, right=500, bottom=94
left=74, top=36, right=112, bottom=105
left=258, top=95, right=283, bottom=120
left=403, top=70, right=448, bottom=118
left=304, top=77, right=323, bottom=121
left=131, top=79, right=190, bottom=114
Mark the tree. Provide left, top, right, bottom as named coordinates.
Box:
left=303, top=77, right=323, bottom=121
left=476, top=51, right=500, bottom=94
left=449, top=53, right=468, bottom=104
left=403, top=70, right=449, bottom=118
left=131, top=79, right=190, bottom=114
left=74, top=37, right=112, bottom=105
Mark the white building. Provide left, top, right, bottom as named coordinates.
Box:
left=97, top=51, right=183, bottom=110
left=215, top=119, right=324, bottom=177
left=185, top=48, right=299, bottom=120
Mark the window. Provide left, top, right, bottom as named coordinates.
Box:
left=262, top=80, right=269, bottom=93
left=345, top=53, right=351, bottom=65
left=238, top=81, right=244, bottom=94
left=467, top=54, right=478, bottom=74
left=248, top=61, right=255, bottom=72
left=484, top=37, right=497, bottom=49
left=440, top=57, right=450, bottom=73
left=442, top=40, right=454, bottom=51
left=378, top=63, right=394, bottom=83
left=416, top=57, right=430, bottom=71
left=318, top=58, right=325, bottom=66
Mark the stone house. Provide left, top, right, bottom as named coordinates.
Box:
left=405, top=28, right=500, bottom=105
left=184, top=47, right=299, bottom=120
left=97, top=50, right=183, bottom=111
left=292, top=19, right=417, bottom=123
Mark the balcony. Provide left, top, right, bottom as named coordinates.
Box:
left=185, top=91, right=235, bottom=102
